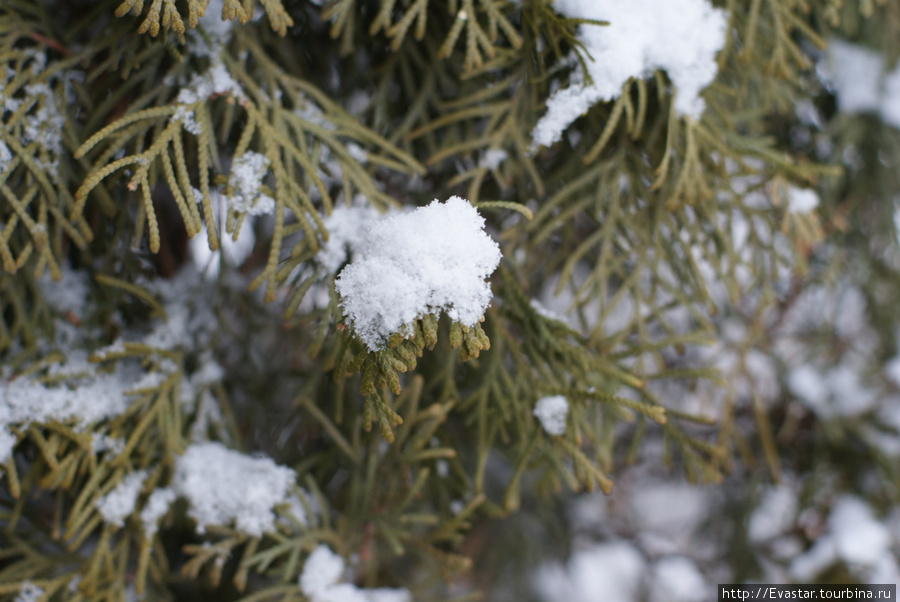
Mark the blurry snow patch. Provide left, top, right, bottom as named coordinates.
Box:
left=0, top=428, right=16, bottom=465
left=533, top=540, right=645, bottom=602
left=91, top=434, right=125, bottom=455
left=479, top=148, right=508, bottom=170
left=531, top=0, right=727, bottom=147
left=317, top=202, right=381, bottom=273
left=825, top=40, right=882, bottom=113
left=785, top=186, right=819, bottom=214
left=787, top=364, right=877, bottom=417
left=530, top=298, right=568, bottom=324
left=299, top=545, right=411, bottom=602
left=791, top=497, right=891, bottom=581
left=885, top=355, right=900, bottom=387
left=789, top=535, right=837, bottom=581
left=226, top=152, right=275, bottom=215
left=533, top=395, right=569, bottom=436
left=829, top=496, right=890, bottom=567
left=336, top=197, right=501, bottom=350
left=648, top=556, right=707, bottom=602
left=14, top=582, right=43, bottom=602
left=824, top=39, right=900, bottom=129
left=173, top=442, right=295, bottom=537
left=141, top=487, right=177, bottom=536
left=39, top=264, right=90, bottom=318
left=748, top=484, right=797, bottom=543
left=628, top=483, right=711, bottom=556
left=96, top=470, right=148, bottom=527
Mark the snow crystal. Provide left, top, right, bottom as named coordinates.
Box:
left=748, top=484, right=797, bottom=542
left=531, top=0, right=727, bottom=148
left=649, top=556, right=707, bottom=602
left=14, top=582, right=43, bottom=602
left=830, top=496, right=890, bottom=567
left=96, top=470, right=148, bottom=527
left=299, top=545, right=411, bottom=602
left=533, top=395, right=569, bottom=436
left=317, top=204, right=381, bottom=273
left=335, top=197, right=501, bottom=350
left=140, top=487, right=177, bottom=536
left=226, top=152, right=275, bottom=215
left=786, top=187, right=819, bottom=214
left=172, top=442, right=296, bottom=537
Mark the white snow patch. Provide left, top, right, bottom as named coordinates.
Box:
left=172, top=442, right=296, bottom=537
left=531, top=0, right=727, bottom=147
left=299, top=545, right=411, bottom=602
left=226, top=152, right=275, bottom=216
left=825, top=39, right=900, bottom=129
left=533, top=395, right=569, bottom=436
left=14, top=582, right=44, bottom=602
left=533, top=540, right=645, bottom=602
left=748, top=484, right=797, bottom=543
left=140, top=487, right=177, bottom=537
left=96, top=470, right=148, bottom=527
left=830, top=496, right=890, bottom=567
left=649, top=556, right=708, bottom=602
left=336, top=197, right=501, bottom=350
left=786, top=187, right=819, bottom=214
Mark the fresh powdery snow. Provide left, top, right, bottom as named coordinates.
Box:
left=531, top=0, right=728, bottom=148
left=335, top=197, right=501, bottom=351
left=317, top=203, right=381, bottom=274
left=299, top=545, right=411, bottom=602
left=172, top=441, right=296, bottom=537
left=533, top=395, right=569, bottom=436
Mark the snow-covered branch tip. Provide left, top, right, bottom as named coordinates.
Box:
left=334, top=197, right=501, bottom=442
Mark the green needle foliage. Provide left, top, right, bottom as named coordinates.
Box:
left=0, top=0, right=896, bottom=600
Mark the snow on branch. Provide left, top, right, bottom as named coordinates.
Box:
left=531, top=0, right=727, bottom=148
left=172, top=441, right=297, bottom=537
left=335, top=197, right=501, bottom=351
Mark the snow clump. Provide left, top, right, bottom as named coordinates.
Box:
left=299, top=545, right=411, bottom=602
left=171, top=441, right=296, bottom=537
left=531, top=0, right=728, bottom=148
left=226, top=152, right=275, bottom=215
left=533, top=395, right=569, bottom=436
left=335, top=197, right=501, bottom=351
left=96, top=470, right=149, bottom=527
